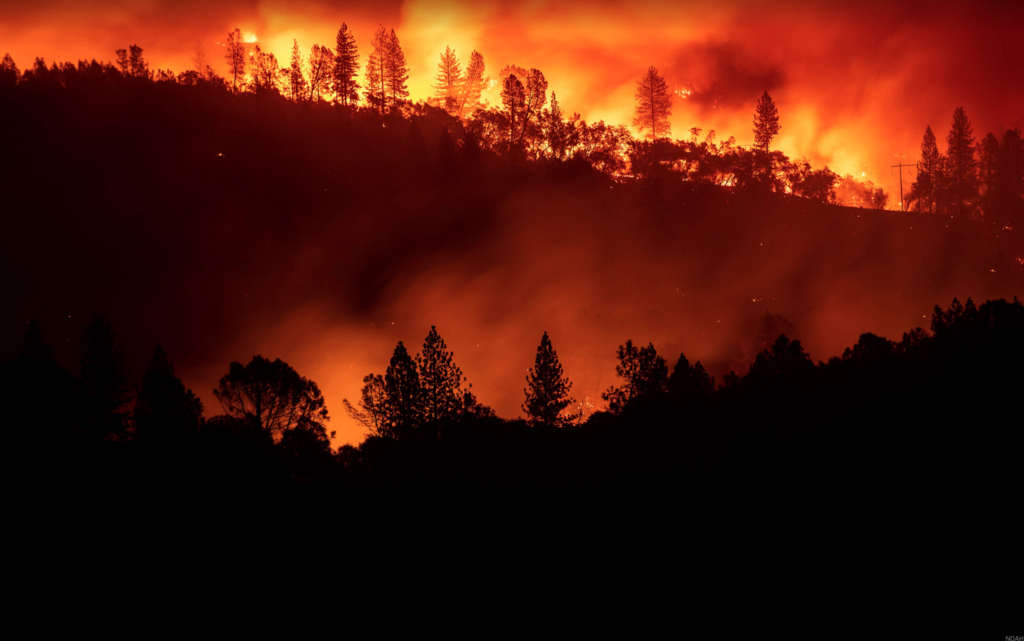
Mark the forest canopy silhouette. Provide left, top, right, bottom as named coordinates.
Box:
left=1, top=2, right=1022, bottom=502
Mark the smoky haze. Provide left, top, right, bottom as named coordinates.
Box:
left=1, top=0, right=1022, bottom=446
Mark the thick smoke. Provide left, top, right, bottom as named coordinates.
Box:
left=2, top=0, right=1022, bottom=446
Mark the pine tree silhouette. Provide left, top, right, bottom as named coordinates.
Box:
left=602, top=340, right=668, bottom=413
left=332, top=23, right=360, bottom=106
left=523, top=332, right=574, bottom=427
left=633, top=66, right=671, bottom=141
left=20, top=318, right=52, bottom=361
left=384, top=341, right=422, bottom=440
left=668, top=352, right=715, bottom=399
left=753, top=91, right=780, bottom=152
left=434, top=46, right=462, bottom=114
left=79, top=315, right=131, bottom=439
left=416, top=326, right=464, bottom=434
left=134, top=345, right=204, bottom=441
left=946, top=106, right=979, bottom=217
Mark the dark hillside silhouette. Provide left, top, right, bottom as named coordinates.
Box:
left=0, top=52, right=1021, bottom=446
left=2, top=298, right=1020, bottom=503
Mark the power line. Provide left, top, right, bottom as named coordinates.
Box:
left=891, top=162, right=918, bottom=212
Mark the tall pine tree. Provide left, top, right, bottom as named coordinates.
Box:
left=365, top=25, right=388, bottom=112
left=668, top=352, right=715, bottom=399
left=79, top=315, right=131, bottom=439
left=384, top=341, right=422, bottom=440
left=332, top=23, right=360, bottom=106
left=1, top=53, right=20, bottom=89
left=946, top=106, right=979, bottom=217
left=501, top=74, right=526, bottom=153
left=909, top=126, right=941, bottom=213
left=288, top=39, right=307, bottom=102
left=456, top=51, right=487, bottom=118
left=753, top=91, right=780, bottom=152
left=633, top=66, right=671, bottom=141
left=134, top=346, right=203, bottom=441
left=434, top=46, right=462, bottom=114
left=416, top=327, right=464, bottom=432
left=602, top=340, right=668, bottom=414
left=523, top=332, right=574, bottom=427
left=385, top=29, right=410, bottom=111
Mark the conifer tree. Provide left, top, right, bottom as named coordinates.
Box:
left=434, top=46, right=462, bottom=114
left=128, top=44, right=148, bottom=78
left=544, top=92, right=567, bottom=160
left=332, top=23, right=360, bottom=106
left=133, top=346, right=204, bottom=441
left=190, top=41, right=211, bottom=78
left=602, top=340, right=668, bottom=414
left=385, top=29, right=410, bottom=111
left=633, top=66, right=671, bottom=141
left=224, top=28, right=246, bottom=91
left=501, top=74, right=526, bottom=152
left=989, top=128, right=1024, bottom=226
left=668, top=352, right=715, bottom=398
left=909, top=126, right=942, bottom=213
left=1, top=53, right=19, bottom=89
left=20, top=318, right=52, bottom=361
left=384, top=341, right=422, bottom=440
left=456, top=51, right=487, bottom=118
left=978, top=132, right=1001, bottom=212
left=249, top=45, right=281, bottom=94
left=523, top=332, right=574, bottom=427
left=288, top=39, right=307, bottom=102
left=115, top=49, right=129, bottom=75
left=365, top=25, right=388, bottom=112
left=416, top=326, right=464, bottom=430
left=79, top=315, right=131, bottom=439
left=946, top=106, right=979, bottom=217
left=517, top=69, right=548, bottom=145
left=753, top=91, right=780, bottom=152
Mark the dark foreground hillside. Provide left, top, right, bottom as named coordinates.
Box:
left=5, top=298, right=1021, bottom=509
left=1, top=78, right=1021, bottom=440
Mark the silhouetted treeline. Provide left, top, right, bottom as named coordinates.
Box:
left=15, top=47, right=1024, bottom=218
left=4, top=298, right=1021, bottom=498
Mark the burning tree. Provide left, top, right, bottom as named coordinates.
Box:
left=456, top=51, right=487, bottom=118
left=365, top=26, right=408, bottom=112
left=433, top=46, right=462, bottom=114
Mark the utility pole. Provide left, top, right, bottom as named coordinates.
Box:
left=891, top=162, right=918, bottom=212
